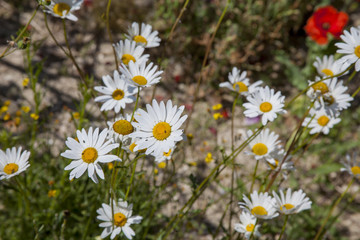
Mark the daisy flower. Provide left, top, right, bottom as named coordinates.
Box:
left=243, top=86, right=286, bottom=125
left=125, top=22, right=161, bottom=48
left=61, top=127, right=120, bottom=183
left=0, top=147, right=30, bottom=180
left=246, top=128, right=281, bottom=161
left=114, top=39, right=149, bottom=65
left=120, top=61, right=163, bottom=87
left=94, top=70, right=138, bottom=113
left=266, top=149, right=294, bottom=172
left=122, top=138, right=147, bottom=154
left=306, top=77, right=331, bottom=99
left=302, top=108, right=341, bottom=135
left=107, top=114, right=135, bottom=143
left=335, top=27, right=360, bottom=71
left=43, top=0, right=83, bottom=21
left=234, top=211, right=261, bottom=239
left=341, top=152, right=360, bottom=178
left=239, top=191, right=279, bottom=219
left=151, top=146, right=175, bottom=163
left=130, top=100, right=187, bottom=156
left=313, top=55, right=349, bottom=77
left=272, top=188, right=312, bottom=215
left=97, top=199, right=142, bottom=240
left=219, top=67, right=263, bottom=96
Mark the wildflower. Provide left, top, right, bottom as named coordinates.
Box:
left=125, top=22, right=161, bottom=48
left=107, top=114, right=134, bottom=143
left=22, top=78, right=29, bottom=87
left=21, top=106, right=31, bottom=113
left=0, top=106, right=8, bottom=113
left=96, top=199, right=142, bottom=239
left=336, top=27, right=360, bottom=71
left=152, top=147, right=174, bottom=163
left=158, top=162, right=166, bottom=169
left=341, top=152, right=360, bottom=178
left=213, top=113, right=223, bottom=120
left=107, top=162, right=114, bottom=170
left=313, top=55, right=348, bottom=77
left=4, top=100, right=11, bottom=106
left=266, top=150, right=294, bottom=173
left=61, top=127, right=120, bottom=183
left=219, top=67, right=262, bottom=96
left=272, top=188, right=312, bottom=215
left=188, top=161, right=197, bottom=167
left=304, top=6, right=348, bottom=45
left=14, top=117, right=21, bottom=126
left=186, top=133, right=194, bottom=140
left=154, top=168, right=158, bottom=174
left=30, top=113, right=39, bottom=120
left=43, top=0, right=84, bottom=21
left=130, top=100, right=187, bottom=156
left=239, top=191, right=279, bottom=219
left=302, top=108, right=341, bottom=135
left=212, top=103, right=222, bottom=110
left=234, top=211, right=261, bottom=239
left=120, top=61, right=163, bottom=88
left=114, top=39, right=149, bottom=65
left=243, top=86, right=286, bottom=126
left=246, top=128, right=281, bottom=161
left=0, top=147, right=30, bottom=180
left=15, top=111, right=21, bottom=117
left=72, top=112, right=80, bottom=119
left=48, top=190, right=58, bottom=198
left=94, top=70, right=138, bottom=113
left=205, top=152, right=213, bottom=163
left=3, top=113, right=10, bottom=121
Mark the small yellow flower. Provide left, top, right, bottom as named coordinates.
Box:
left=30, top=113, right=39, bottom=120
left=188, top=161, right=197, bottom=167
left=186, top=133, right=194, bottom=140
left=4, top=100, right=11, bottom=106
left=48, top=190, right=57, bottom=198
left=213, top=113, right=223, bottom=120
left=108, top=162, right=114, bottom=170
left=154, top=169, right=159, bottom=175
left=14, top=117, right=21, bottom=126
left=21, top=106, right=30, bottom=113
left=212, top=103, right=223, bottom=110
left=205, top=152, right=213, bottom=163
left=15, top=110, right=21, bottom=117
left=22, top=78, right=29, bottom=87
left=3, top=113, right=10, bottom=121
left=72, top=112, right=80, bottom=120
left=0, top=106, right=8, bottom=113
left=158, top=162, right=166, bottom=169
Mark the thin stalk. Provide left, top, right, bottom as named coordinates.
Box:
left=105, top=0, right=119, bottom=67
left=185, top=0, right=230, bottom=132
left=0, top=5, right=40, bottom=59
left=125, top=158, right=138, bottom=200
left=250, top=161, right=259, bottom=192
left=168, top=0, right=191, bottom=40
left=278, top=215, right=289, bottom=240
left=347, top=69, right=356, bottom=82
left=352, top=85, right=360, bottom=98
left=131, top=87, right=141, bottom=121
left=249, top=218, right=258, bottom=240
left=314, top=177, right=354, bottom=240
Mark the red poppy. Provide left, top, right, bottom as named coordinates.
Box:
left=304, top=6, right=348, bottom=45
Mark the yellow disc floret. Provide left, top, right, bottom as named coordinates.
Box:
left=232, top=82, right=248, bottom=93
left=246, top=223, right=254, bottom=232
left=112, top=89, right=125, bottom=100
left=351, top=166, right=360, bottom=176
left=280, top=203, right=295, bottom=211
left=317, top=116, right=330, bottom=127
left=133, top=35, right=148, bottom=45
left=121, top=54, right=136, bottom=65
left=81, top=147, right=98, bottom=163
left=113, top=120, right=134, bottom=135
left=132, top=76, right=147, bottom=86
left=354, top=45, right=360, bottom=58
left=321, top=68, right=334, bottom=77
left=252, top=143, right=268, bottom=156
left=4, top=163, right=19, bottom=175
left=312, top=82, right=329, bottom=94
left=251, top=206, right=267, bottom=216
left=114, top=212, right=127, bottom=227
left=153, top=122, right=171, bottom=140
left=53, top=3, right=71, bottom=17
left=259, top=102, right=272, bottom=113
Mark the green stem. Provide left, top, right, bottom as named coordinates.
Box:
left=347, top=69, right=356, bottom=82
left=124, top=158, right=138, bottom=200
left=131, top=87, right=141, bottom=121
left=168, top=0, right=191, bottom=40
left=250, top=161, right=259, bottom=192
left=249, top=218, right=258, bottom=240
left=314, top=177, right=354, bottom=240
left=105, top=0, right=119, bottom=67
left=352, top=85, right=360, bottom=98
left=278, top=215, right=289, bottom=240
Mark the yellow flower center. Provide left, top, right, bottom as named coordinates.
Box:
left=252, top=143, right=268, bottom=156
left=232, top=82, right=248, bottom=93
left=268, top=159, right=279, bottom=170
left=324, top=95, right=335, bottom=105
left=351, top=166, right=360, bottom=176
left=317, top=116, right=330, bottom=127
left=4, top=163, right=19, bottom=175
left=280, top=203, right=295, bottom=211
left=129, top=142, right=137, bottom=152
left=132, top=76, right=147, bottom=86
left=321, top=68, right=334, bottom=77
left=53, top=3, right=71, bottom=17
left=354, top=45, right=360, bottom=58
left=114, top=212, right=127, bottom=227
left=113, top=120, right=134, bottom=135
left=133, top=35, right=148, bottom=45
left=259, top=102, right=272, bottom=113
left=81, top=147, right=98, bottom=163
left=312, top=82, right=329, bottom=94
left=251, top=206, right=267, bottom=216
left=112, top=89, right=125, bottom=100
left=164, top=149, right=172, bottom=157
left=121, top=54, right=136, bottom=65
left=153, top=122, right=171, bottom=140
left=158, top=162, right=166, bottom=169
left=246, top=223, right=254, bottom=232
